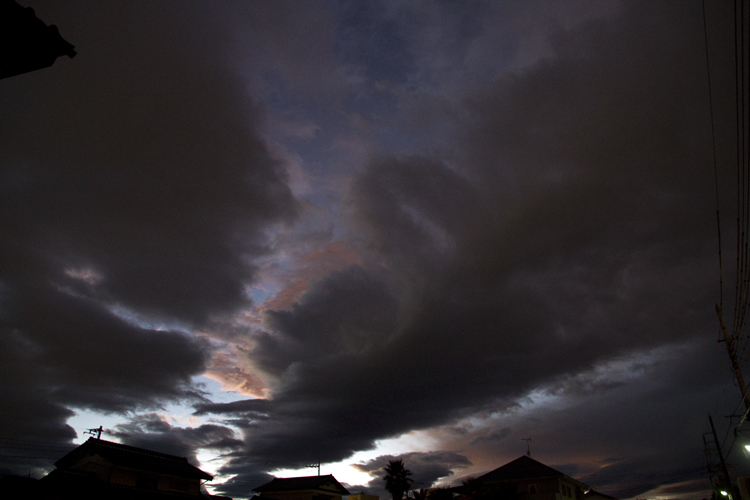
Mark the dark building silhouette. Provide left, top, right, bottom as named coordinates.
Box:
left=253, top=475, right=350, bottom=500
left=1, top=0, right=76, bottom=80
left=458, top=456, right=613, bottom=500
left=1, top=437, right=226, bottom=500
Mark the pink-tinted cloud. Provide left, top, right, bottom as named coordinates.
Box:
left=205, top=351, right=268, bottom=398
left=261, top=240, right=364, bottom=311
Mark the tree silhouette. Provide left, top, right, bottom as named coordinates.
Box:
left=411, top=489, right=430, bottom=500
left=383, top=459, right=413, bottom=500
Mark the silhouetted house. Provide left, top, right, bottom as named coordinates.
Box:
left=460, top=456, right=597, bottom=500
left=7, top=437, right=219, bottom=499
left=253, top=475, right=350, bottom=500
left=1, top=0, right=76, bottom=80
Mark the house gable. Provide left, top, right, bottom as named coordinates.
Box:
left=468, top=456, right=594, bottom=500
left=44, top=437, right=213, bottom=497
left=254, top=474, right=350, bottom=500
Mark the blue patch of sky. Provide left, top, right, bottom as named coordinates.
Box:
left=439, top=0, right=489, bottom=41
left=68, top=377, right=246, bottom=447
left=302, top=189, right=344, bottom=213
left=192, top=375, right=248, bottom=404
left=256, top=2, right=455, bottom=178
left=334, top=1, right=416, bottom=87
left=67, top=409, right=126, bottom=444
left=260, top=93, right=356, bottom=181
left=246, top=286, right=273, bottom=306
left=258, top=0, right=545, bottom=214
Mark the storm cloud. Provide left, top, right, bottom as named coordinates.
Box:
left=0, top=0, right=294, bottom=475
left=1, top=1, right=743, bottom=499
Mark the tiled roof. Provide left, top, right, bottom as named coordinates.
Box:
left=254, top=475, right=349, bottom=495
left=55, top=438, right=213, bottom=480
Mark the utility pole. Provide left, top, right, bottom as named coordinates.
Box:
left=709, top=413, right=736, bottom=499
left=716, top=305, right=750, bottom=410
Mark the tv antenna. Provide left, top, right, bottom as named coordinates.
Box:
left=306, top=460, right=320, bottom=476
left=522, top=438, right=532, bottom=456
left=84, top=426, right=103, bottom=440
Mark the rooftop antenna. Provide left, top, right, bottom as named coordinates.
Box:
left=84, top=426, right=103, bottom=440
left=522, top=438, right=532, bottom=457
left=306, top=460, right=320, bottom=476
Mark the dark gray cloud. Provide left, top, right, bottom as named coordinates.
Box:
left=469, top=428, right=512, bottom=446
left=110, top=412, right=243, bottom=467
left=458, top=338, right=734, bottom=498
left=197, top=1, right=734, bottom=497
left=254, top=266, right=399, bottom=378
left=0, top=284, right=212, bottom=475
left=0, top=0, right=295, bottom=475
left=1, top=2, right=296, bottom=325
left=1, top=2, right=742, bottom=500
left=213, top=461, right=275, bottom=500
left=8, top=290, right=210, bottom=411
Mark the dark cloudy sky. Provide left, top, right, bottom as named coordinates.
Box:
left=1, top=1, right=747, bottom=499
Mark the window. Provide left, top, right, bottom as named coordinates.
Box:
left=529, top=484, right=537, bottom=495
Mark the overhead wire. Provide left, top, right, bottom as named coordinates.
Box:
left=735, top=0, right=750, bottom=368
left=733, top=0, right=749, bottom=343
left=706, top=2, right=750, bottom=489
left=706, top=0, right=725, bottom=315
left=713, top=0, right=750, bottom=358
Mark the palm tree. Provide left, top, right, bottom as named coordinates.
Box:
left=383, top=459, right=413, bottom=500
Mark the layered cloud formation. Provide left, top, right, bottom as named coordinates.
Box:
left=1, top=1, right=744, bottom=500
